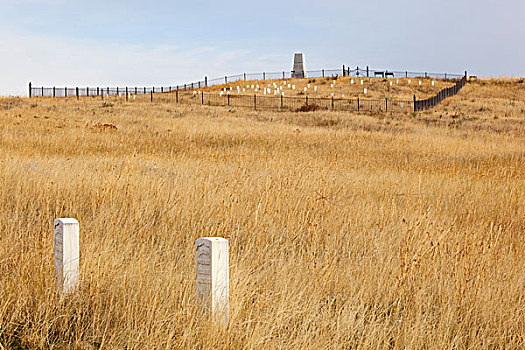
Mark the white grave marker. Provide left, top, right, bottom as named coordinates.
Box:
left=54, top=218, right=79, bottom=294
left=432, top=81, right=435, bottom=86
left=196, top=237, right=229, bottom=323
left=408, top=79, right=411, bottom=84
left=314, top=86, right=317, bottom=91
left=419, top=81, right=422, bottom=86
left=364, top=88, right=367, bottom=94
left=360, top=80, right=363, bottom=85
left=351, top=79, right=354, bottom=84
left=292, top=85, right=295, bottom=90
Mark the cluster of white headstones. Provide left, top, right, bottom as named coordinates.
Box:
left=194, top=78, right=438, bottom=99
left=54, top=218, right=229, bottom=324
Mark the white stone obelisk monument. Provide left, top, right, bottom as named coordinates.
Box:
left=195, top=237, right=229, bottom=324
left=292, top=53, right=307, bottom=79
left=54, top=218, right=79, bottom=294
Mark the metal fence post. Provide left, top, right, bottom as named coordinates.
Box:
left=322, top=69, right=325, bottom=77
left=29, top=82, right=32, bottom=98
left=280, top=94, right=283, bottom=109
left=76, top=87, right=79, bottom=100
left=202, top=91, right=204, bottom=105
left=366, top=66, right=369, bottom=78
left=126, top=87, right=128, bottom=101
left=227, top=94, right=230, bottom=106
left=263, top=72, right=266, bottom=80
left=343, top=65, right=345, bottom=76
left=243, top=73, right=246, bottom=81
left=331, top=96, right=334, bottom=110
left=150, top=91, right=153, bottom=103
left=385, top=97, right=388, bottom=112
left=254, top=94, right=256, bottom=110
left=53, top=87, right=56, bottom=98
left=65, top=87, right=67, bottom=97
left=282, top=71, right=285, bottom=79
left=205, top=76, right=208, bottom=87
left=42, top=86, right=44, bottom=97
left=357, top=97, right=360, bottom=112
left=225, top=76, right=227, bottom=84
left=176, top=90, right=179, bottom=104
left=413, top=95, right=416, bottom=112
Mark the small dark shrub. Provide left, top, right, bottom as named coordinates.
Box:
left=297, top=103, right=321, bottom=112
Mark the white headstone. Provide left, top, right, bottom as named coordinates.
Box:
left=196, top=237, right=229, bottom=323
left=360, top=80, right=363, bottom=85
left=291, top=53, right=307, bottom=78
left=54, top=218, right=79, bottom=294
left=364, top=88, right=367, bottom=94
left=432, top=81, right=435, bottom=86
left=304, top=87, right=307, bottom=92
left=419, top=81, right=422, bottom=86
left=314, top=86, right=317, bottom=91
left=292, top=85, right=295, bottom=90
left=408, top=79, right=411, bottom=84
left=330, top=84, right=333, bottom=88
left=351, top=79, right=354, bottom=84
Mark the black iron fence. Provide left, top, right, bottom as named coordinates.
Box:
left=414, top=76, right=467, bottom=112
left=28, top=66, right=467, bottom=113
left=160, top=91, right=415, bottom=113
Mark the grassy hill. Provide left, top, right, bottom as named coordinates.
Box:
left=0, top=78, right=524, bottom=348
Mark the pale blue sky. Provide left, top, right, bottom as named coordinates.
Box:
left=1, top=0, right=524, bottom=96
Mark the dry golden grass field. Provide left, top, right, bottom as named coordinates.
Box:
left=0, top=78, right=524, bottom=349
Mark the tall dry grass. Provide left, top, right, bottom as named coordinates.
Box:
left=0, top=79, right=524, bottom=348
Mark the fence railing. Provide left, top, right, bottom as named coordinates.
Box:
left=414, top=76, right=467, bottom=112
left=28, top=66, right=467, bottom=113
left=148, top=91, right=414, bottom=113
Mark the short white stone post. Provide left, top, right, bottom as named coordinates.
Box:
left=54, top=218, right=79, bottom=294
left=195, top=237, right=229, bottom=323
